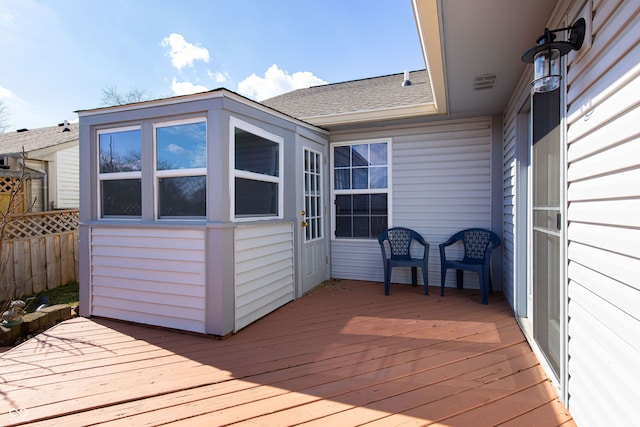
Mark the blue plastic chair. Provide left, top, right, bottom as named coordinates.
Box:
left=439, top=228, right=501, bottom=304
left=378, top=227, right=429, bottom=295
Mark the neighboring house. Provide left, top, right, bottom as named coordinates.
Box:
left=78, top=0, right=638, bottom=424
left=0, top=121, right=79, bottom=212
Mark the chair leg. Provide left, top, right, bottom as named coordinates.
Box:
left=411, top=267, right=417, bottom=286
left=422, top=266, right=429, bottom=295
left=480, top=268, right=490, bottom=305
left=456, top=269, right=464, bottom=289
left=489, top=270, right=494, bottom=295
left=440, top=267, right=446, bottom=296
left=384, top=264, right=391, bottom=295
left=384, top=265, right=391, bottom=295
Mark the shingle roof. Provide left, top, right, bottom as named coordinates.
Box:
left=261, top=70, right=432, bottom=119
left=0, top=122, right=79, bottom=155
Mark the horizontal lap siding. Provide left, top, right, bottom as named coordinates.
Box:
left=90, top=227, right=206, bottom=333
left=331, top=118, right=492, bottom=288
left=502, top=95, right=528, bottom=309
left=56, top=146, right=79, bottom=209
left=234, top=222, right=294, bottom=331
left=565, top=1, right=640, bottom=425
left=502, top=101, right=520, bottom=309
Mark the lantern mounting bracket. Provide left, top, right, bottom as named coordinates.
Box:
left=521, top=18, right=586, bottom=63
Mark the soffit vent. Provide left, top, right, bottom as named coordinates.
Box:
left=473, top=73, right=498, bottom=91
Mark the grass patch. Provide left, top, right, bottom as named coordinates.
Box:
left=31, top=281, right=79, bottom=311
left=1, top=282, right=79, bottom=313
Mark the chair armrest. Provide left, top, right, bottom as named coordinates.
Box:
left=378, top=239, right=389, bottom=261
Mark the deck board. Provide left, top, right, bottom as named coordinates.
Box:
left=0, top=280, right=573, bottom=426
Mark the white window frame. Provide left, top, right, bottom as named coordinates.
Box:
left=153, top=117, right=207, bottom=220
left=330, top=139, right=393, bottom=240
left=96, top=125, right=142, bottom=219
left=229, top=116, right=284, bottom=221
left=303, top=146, right=324, bottom=243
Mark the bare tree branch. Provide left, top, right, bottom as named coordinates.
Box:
left=101, top=86, right=149, bottom=106
left=0, top=100, right=9, bottom=133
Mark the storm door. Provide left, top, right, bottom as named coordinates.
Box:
left=531, top=89, right=563, bottom=378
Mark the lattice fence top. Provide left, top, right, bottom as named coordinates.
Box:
left=0, top=177, right=20, bottom=194
left=2, top=209, right=79, bottom=241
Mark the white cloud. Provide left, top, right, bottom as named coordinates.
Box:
left=208, top=70, right=230, bottom=84
left=237, top=64, right=327, bottom=101
left=167, top=143, right=185, bottom=154
left=0, top=85, right=14, bottom=98
left=171, top=78, right=208, bottom=96
left=161, top=33, right=210, bottom=71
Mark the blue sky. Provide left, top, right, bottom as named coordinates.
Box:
left=0, top=0, right=424, bottom=131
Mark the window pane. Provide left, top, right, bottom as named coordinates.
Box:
left=353, top=194, right=369, bottom=215
left=352, top=144, right=369, bottom=166
left=371, top=216, right=388, bottom=238
left=156, top=121, right=206, bottom=171
left=101, top=179, right=141, bottom=216
left=235, top=128, right=279, bottom=177
left=335, top=216, right=352, bottom=238
left=335, top=195, right=351, bottom=215
left=334, top=169, right=350, bottom=190
left=235, top=178, right=278, bottom=216
left=99, top=129, right=141, bottom=173
left=371, top=194, right=388, bottom=215
left=158, top=176, right=206, bottom=217
left=352, top=168, right=368, bottom=189
left=353, top=217, right=370, bottom=238
left=334, top=146, right=350, bottom=167
left=370, top=166, right=387, bottom=189
left=370, top=142, right=387, bottom=165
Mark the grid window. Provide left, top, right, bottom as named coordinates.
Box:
left=332, top=141, right=389, bottom=239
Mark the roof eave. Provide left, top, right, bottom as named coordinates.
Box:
left=300, top=103, right=440, bottom=127
left=412, top=0, right=447, bottom=114
left=77, top=89, right=329, bottom=136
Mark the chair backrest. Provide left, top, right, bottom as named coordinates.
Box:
left=461, top=228, right=501, bottom=263
left=378, top=227, right=422, bottom=260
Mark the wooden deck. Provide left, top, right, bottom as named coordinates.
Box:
left=0, top=280, right=574, bottom=426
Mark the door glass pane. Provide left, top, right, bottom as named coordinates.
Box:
left=303, top=149, right=323, bottom=242
left=533, top=231, right=561, bottom=375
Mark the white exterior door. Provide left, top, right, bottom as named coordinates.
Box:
left=300, top=142, right=329, bottom=294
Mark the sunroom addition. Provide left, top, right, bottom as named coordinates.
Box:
left=78, top=90, right=329, bottom=336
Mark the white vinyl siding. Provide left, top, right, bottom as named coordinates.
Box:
left=90, top=227, right=206, bottom=333
left=331, top=118, right=492, bottom=287
left=502, top=87, right=531, bottom=310
left=501, top=117, right=517, bottom=307
left=55, top=145, right=79, bottom=208
left=234, top=222, right=294, bottom=331
left=564, top=0, right=640, bottom=424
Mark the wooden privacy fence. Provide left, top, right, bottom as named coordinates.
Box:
left=0, top=209, right=79, bottom=301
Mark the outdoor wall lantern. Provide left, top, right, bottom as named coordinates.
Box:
left=521, top=18, right=586, bottom=93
